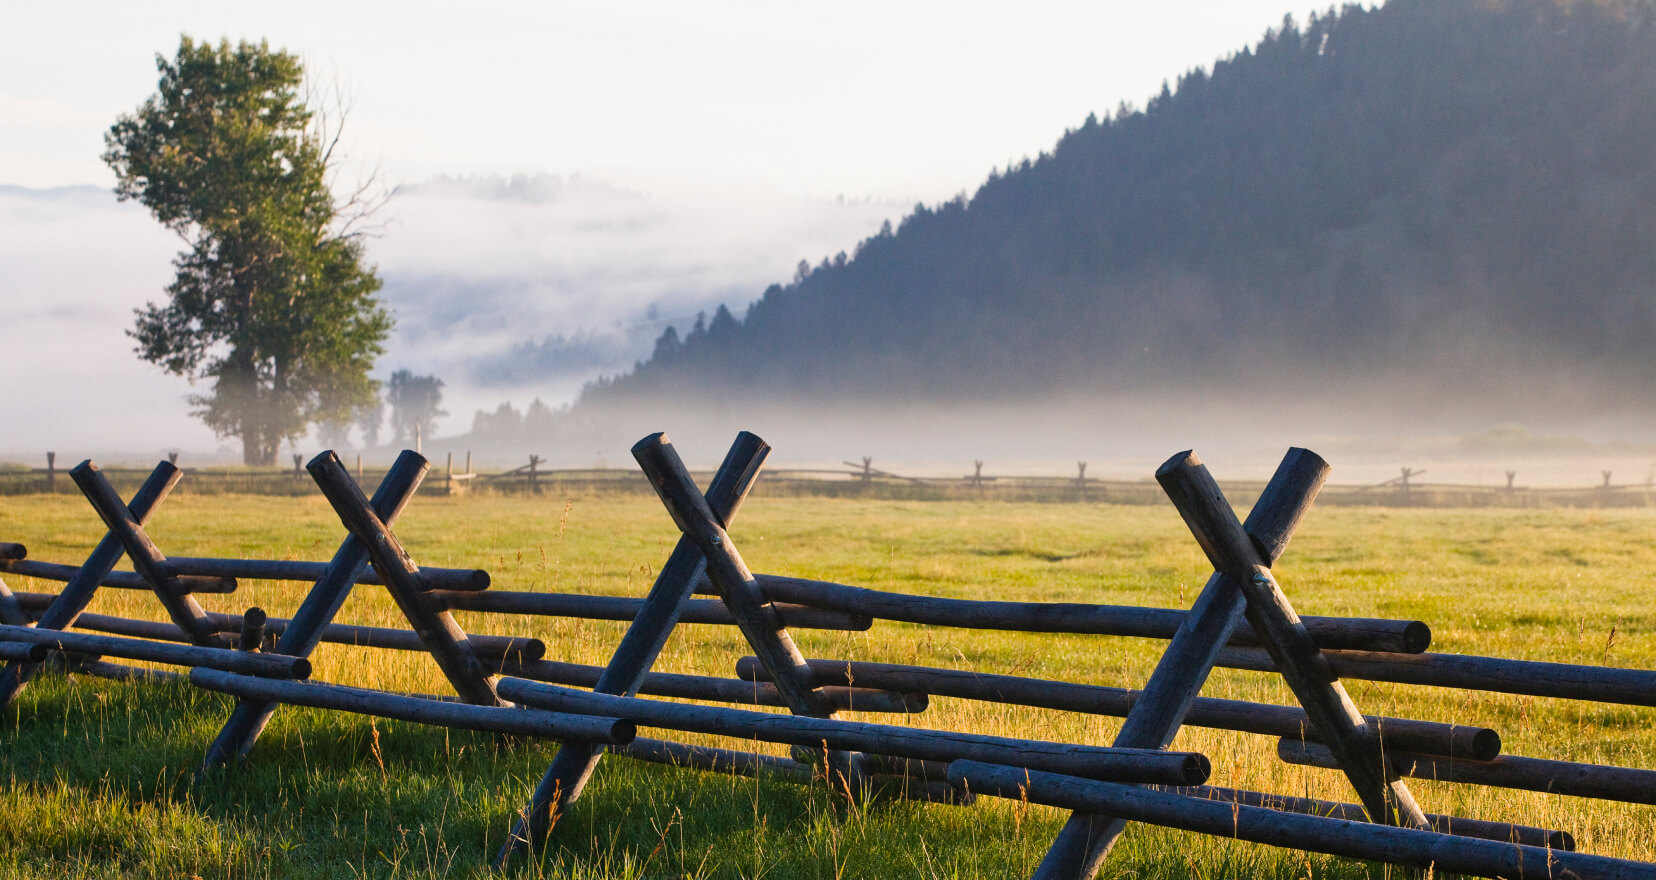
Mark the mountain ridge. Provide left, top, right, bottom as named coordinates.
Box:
left=570, top=0, right=1656, bottom=417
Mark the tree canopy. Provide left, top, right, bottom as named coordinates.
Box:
left=105, top=36, right=391, bottom=465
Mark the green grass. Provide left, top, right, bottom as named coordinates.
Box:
left=0, top=490, right=1652, bottom=878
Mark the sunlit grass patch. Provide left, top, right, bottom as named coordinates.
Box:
left=0, top=492, right=1652, bottom=877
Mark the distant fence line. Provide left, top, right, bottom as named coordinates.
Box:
left=2, top=452, right=1653, bottom=507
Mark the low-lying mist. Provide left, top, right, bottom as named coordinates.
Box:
left=417, top=388, right=1656, bottom=489
left=0, top=178, right=900, bottom=459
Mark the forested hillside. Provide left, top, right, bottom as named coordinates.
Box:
left=577, top=0, right=1656, bottom=412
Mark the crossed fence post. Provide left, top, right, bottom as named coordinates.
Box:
left=499, top=432, right=856, bottom=863
left=201, top=450, right=428, bottom=768
left=201, top=449, right=531, bottom=774
left=306, top=451, right=507, bottom=707
left=0, top=461, right=191, bottom=705
left=1027, top=449, right=1429, bottom=880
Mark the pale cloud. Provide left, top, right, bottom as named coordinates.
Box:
left=375, top=174, right=900, bottom=427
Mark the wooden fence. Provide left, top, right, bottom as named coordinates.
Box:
left=0, top=436, right=1653, bottom=878
left=6, top=450, right=1652, bottom=507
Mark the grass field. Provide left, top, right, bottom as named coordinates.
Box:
left=0, top=488, right=1652, bottom=878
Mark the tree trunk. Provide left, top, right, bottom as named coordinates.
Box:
left=241, top=427, right=278, bottom=466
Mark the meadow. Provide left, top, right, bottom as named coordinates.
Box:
left=0, top=486, right=1652, bottom=879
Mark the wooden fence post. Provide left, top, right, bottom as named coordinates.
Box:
left=292, top=454, right=303, bottom=479
left=446, top=452, right=454, bottom=492
left=70, top=462, right=226, bottom=647
left=167, top=451, right=179, bottom=465
left=201, top=451, right=428, bottom=770
left=633, top=435, right=836, bottom=717
left=1033, top=449, right=1328, bottom=878
left=1076, top=462, right=1088, bottom=499
left=1163, top=455, right=1428, bottom=827
left=528, top=454, right=541, bottom=490
left=862, top=456, right=873, bottom=485
left=0, top=462, right=181, bottom=707
left=465, top=451, right=472, bottom=476
left=1505, top=470, right=1517, bottom=492
left=45, top=452, right=54, bottom=493
left=307, top=452, right=504, bottom=708
left=499, top=432, right=771, bottom=864
left=973, top=460, right=984, bottom=489
left=1399, top=466, right=1415, bottom=501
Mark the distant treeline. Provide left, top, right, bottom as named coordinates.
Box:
left=572, top=0, right=1656, bottom=409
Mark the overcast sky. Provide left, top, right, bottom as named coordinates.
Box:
left=4, top=2, right=1320, bottom=197
left=1, top=1, right=1326, bottom=461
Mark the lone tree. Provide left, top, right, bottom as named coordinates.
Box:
left=104, top=36, right=391, bottom=465
left=386, top=370, right=446, bottom=446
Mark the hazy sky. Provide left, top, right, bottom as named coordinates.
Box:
left=1, top=1, right=1330, bottom=462
left=4, top=2, right=1320, bottom=198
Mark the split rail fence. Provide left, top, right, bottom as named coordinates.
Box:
left=0, top=434, right=1653, bottom=878
left=9, top=450, right=1654, bottom=508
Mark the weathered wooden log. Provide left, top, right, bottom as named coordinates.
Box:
left=620, top=737, right=972, bottom=805
left=1157, top=451, right=1428, bottom=830
left=0, top=643, right=49, bottom=663
left=1157, top=785, right=1574, bottom=850
left=1279, top=739, right=1656, bottom=805
left=697, top=574, right=1429, bottom=654
left=1036, top=447, right=1330, bottom=880
left=622, top=735, right=811, bottom=781
left=737, top=657, right=1497, bottom=760
left=436, top=589, right=872, bottom=631
left=496, top=677, right=1210, bottom=785
left=0, top=543, right=25, bottom=560
left=503, top=432, right=773, bottom=865
left=163, top=556, right=490, bottom=591
left=190, top=669, right=635, bottom=744
left=0, top=559, right=236, bottom=594
left=0, top=461, right=180, bottom=707
left=953, top=760, right=1651, bottom=880
left=5, top=594, right=543, bottom=662
left=0, top=624, right=309, bottom=678
left=504, top=658, right=926, bottom=713
left=1217, top=646, right=1656, bottom=707
left=73, top=659, right=184, bottom=682
left=790, top=745, right=971, bottom=804
left=204, top=451, right=429, bottom=770
left=840, top=750, right=953, bottom=782
left=70, top=461, right=225, bottom=647
left=266, top=617, right=541, bottom=662
left=308, top=451, right=504, bottom=708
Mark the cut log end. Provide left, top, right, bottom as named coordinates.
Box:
left=1401, top=621, right=1432, bottom=654
left=608, top=719, right=639, bottom=745
left=1155, top=450, right=1201, bottom=479
left=1469, top=728, right=1502, bottom=762
left=631, top=432, right=670, bottom=456
left=1179, top=753, right=1213, bottom=786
